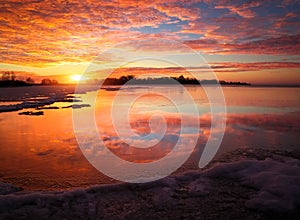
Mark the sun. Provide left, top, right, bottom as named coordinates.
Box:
left=70, top=74, right=82, bottom=82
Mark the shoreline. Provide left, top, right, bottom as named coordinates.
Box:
left=1, top=148, right=299, bottom=219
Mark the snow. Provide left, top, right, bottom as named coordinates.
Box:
left=0, top=85, right=95, bottom=113
left=203, top=156, right=300, bottom=212
left=0, top=153, right=299, bottom=219
left=0, top=182, right=21, bottom=195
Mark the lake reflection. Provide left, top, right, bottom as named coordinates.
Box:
left=0, top=86, right=299, bottom=190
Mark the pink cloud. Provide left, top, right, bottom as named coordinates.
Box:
left=0, top=0, right=299, bottom=66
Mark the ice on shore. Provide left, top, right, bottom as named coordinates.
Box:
left=0, top=85, right=97, bottom=114
left=203, top=156, right=300, bottom=212
left=0, top=153, right=299, bottom=219
left=0, top=182, right=22, bottom=195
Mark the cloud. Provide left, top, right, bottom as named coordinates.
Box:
left=210, top=61, right=300, bottom=72
left=89, top=61, right=300, bottom=79
left=0, top=0, right=170, bottom=66
left=185, top=35, right=300, bottom=55
left=214, top=0, right=262, bottom=18
left=155, top=2, right=200, bottom=21
left=0, top=0, right=299, bottom=67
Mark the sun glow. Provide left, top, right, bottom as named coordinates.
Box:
left=71, top=74, right=82, bottom=82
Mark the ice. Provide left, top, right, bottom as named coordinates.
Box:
left=203, top=157, right=300, bottom=212
left=1, top=154, right=299, bottom=219
left=0, top=182, right=21, bottom=195
left=0, top=85, right=95, bottom=113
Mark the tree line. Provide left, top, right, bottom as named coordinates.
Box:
left=102, top=75, right=251, bottom=86
left=0, top=71, right=59, bottom=87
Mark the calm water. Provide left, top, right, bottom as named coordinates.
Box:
left=0, top=85, right=299, bottom=190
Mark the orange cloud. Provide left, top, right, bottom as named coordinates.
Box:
left=214, top=1, right=261, bottom=18
left=87, top=61, right=300, bottom=80
left=0, top=0, right=299, bottom=68
left=185, top=35, right=300, bottom=55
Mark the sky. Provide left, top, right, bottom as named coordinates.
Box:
left=0, top=0, right=299, bottom=85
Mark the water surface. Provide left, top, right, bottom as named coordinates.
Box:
left=0, top=85, right=299, bottom=190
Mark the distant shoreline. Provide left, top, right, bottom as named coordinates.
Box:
left=0, top=81, right=59, bottom=88
left=1, top=81, right=300, bottom=88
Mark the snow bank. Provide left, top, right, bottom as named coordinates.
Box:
left=203, top=155, right=300, bottom=212
left=0, top=154, right=299, bottom=219
left=0, top=85, right=97, bottom=113
left=0, top=182, right=21, bottom=195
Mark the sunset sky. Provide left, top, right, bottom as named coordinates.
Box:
left=0, top=0, right=299, bottom=85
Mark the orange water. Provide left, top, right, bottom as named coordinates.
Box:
left=0, top=86, right=299, bottom=190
